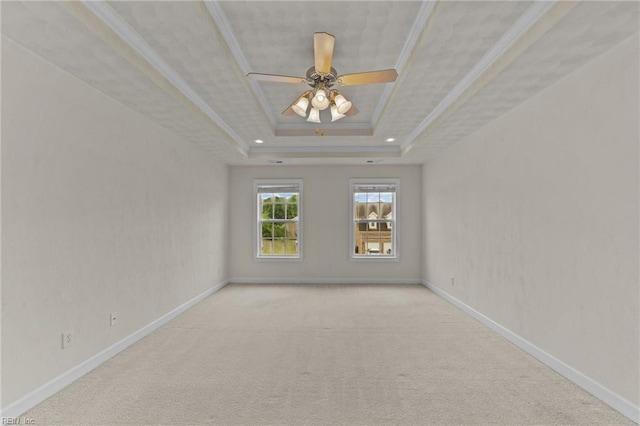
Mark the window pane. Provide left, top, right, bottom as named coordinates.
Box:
left=272, top=202, right=286, bottom=219
left=286, top=200, right=297, bottom=219
left=354, top=228, right=364, bottom=254
left=285, top=222, right=298, bottom=239
left=380, top=192, right=393, bottom=203
left=355, top=198, right=366, bottom=219
left=261, top=222, right=273, bottom=239
left=273, top=223, right=285, bottom=239
left=262, top=201, right=272, bottom=218
left=274, top=238, right=285, bottom=255
left=261, top=239, right=274, bottom=255
left=286, top=239, right=299, bottom=255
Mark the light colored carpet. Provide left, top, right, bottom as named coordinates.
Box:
left=25, top=284, right=632, bottom=425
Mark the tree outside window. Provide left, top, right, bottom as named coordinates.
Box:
left=255, top=180, right=302, bottom=259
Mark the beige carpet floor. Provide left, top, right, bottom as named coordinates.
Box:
left=25, top=284, right=632, bottom=425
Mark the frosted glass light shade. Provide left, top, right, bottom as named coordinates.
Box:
left=291, top=96, right=309, bottom=117
left=311, top=89, right=330, bottom=110
left=330, top=104, right=345, bottom=122
left=306, top=107, right=321, bottom=123
left=334, top=93, right=352, bottom=114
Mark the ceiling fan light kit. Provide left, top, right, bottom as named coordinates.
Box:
left=331, top=90, right=352, bottom=115
left=330, top=104, right=345, bottom=122
left=306, top=107, right=321, bottom=123
left=292, top=91, right=312, bottom=117
left=247, top=32, right=398, bottom=124
left=311, top=84, right=330, bottom=110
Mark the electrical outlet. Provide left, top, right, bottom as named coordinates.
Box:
left=450, top=276, right=455, bottom=286
left=62, top=330, right=74, bottom=349
left=110, top=312, right=118, bottom=327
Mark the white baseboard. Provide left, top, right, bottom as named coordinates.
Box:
left=0, top=279, right=229, bottom=418
left=230, top=277, right=421, bottom=285
left=422, top=280, right=639, bottom=424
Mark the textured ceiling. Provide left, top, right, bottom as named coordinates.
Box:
left=2, top=1, right=638, bottom=166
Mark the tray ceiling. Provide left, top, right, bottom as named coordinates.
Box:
left=2, top=1, right=638, bottom=165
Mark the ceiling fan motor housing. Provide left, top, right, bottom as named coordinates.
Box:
left=306, top=66, right=338, bottom=88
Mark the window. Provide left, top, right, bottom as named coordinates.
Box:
left=350, top=179, right=398, bottom=259
left=255, top=180, right=302, bottom=259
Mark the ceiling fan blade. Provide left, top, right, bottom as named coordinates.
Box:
left=246, top=73, right=306, bottom=84
left=344, top=104, right=359, bottom=117
left=337, top=69, right=398, bottom=86
left=314, top=32, right=335, bottom=75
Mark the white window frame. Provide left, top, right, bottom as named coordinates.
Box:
left=254, top=179, right=303, bottom=261
left=349, top=178, right=399, bottom=261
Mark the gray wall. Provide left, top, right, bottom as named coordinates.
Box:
left=229, top=165, right=422, bottom=282
left=1, top=38, right=229, bottom=407
left=422, top=36, right=639, bottom=405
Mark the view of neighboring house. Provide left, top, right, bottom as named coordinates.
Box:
left=354, top=202, right=393, bottom=255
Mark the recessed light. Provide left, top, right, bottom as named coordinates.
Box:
left=386, top=138, right=395, bottom=143
left=254, top=139, right=264, bottom=144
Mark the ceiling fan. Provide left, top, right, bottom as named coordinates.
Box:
left=246, top=32, right=398, bottom=123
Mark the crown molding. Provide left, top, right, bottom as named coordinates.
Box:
left=203, top=1, right=278, bottom=127
left=401, top=1, right=560, bottom=152
left=79, top=0, right=249, bottom=154
left=274, top=129, right=373, bottom=137
left=275, top=122, right=373, bottom=137
left=370, top=0, right=437, bottom=127
left=249, top=145, right=401, bottom=159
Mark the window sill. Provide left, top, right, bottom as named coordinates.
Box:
left=254, top=256, right=303, bottom=262
left=350, top=255, right=399, bottom=262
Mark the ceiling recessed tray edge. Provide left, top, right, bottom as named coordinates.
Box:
left=249, top=145, right=401, bottom=159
